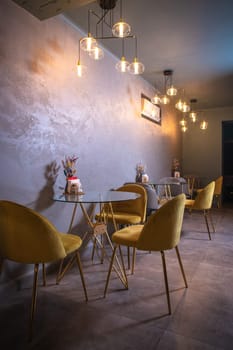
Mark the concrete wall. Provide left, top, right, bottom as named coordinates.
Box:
left=0, top=1, right=181, bottom=285
left=182, top=106, right=233, bottom=186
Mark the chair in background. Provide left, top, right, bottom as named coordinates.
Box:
left=0, top=200, right=88, bottom=341
left=213, top=176, right=223, bottom=208
left=95, top=183, right=147, bottom=271
left=104, top=194, right=187, bottom=315
left=183, top=174, right=197, bottom=199
left=185, top=181, right=215, bottom=240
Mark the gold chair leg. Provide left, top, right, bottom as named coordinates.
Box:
left=56, top=255, right=76, bottom=284
left=160, top=251, right=171, bottom=315
left=175, top=246, right=188, bottom=288
left=131, top=247, right=136, bottom=275
left=127, top=246, right=130, bottom=269
left=75, top=252, right=88, bottom=301
left=119, top=245, right=128, bottom=289
left=104, top=245, right=117, bottom=297
left=203, top=210, right=212, bottom=240
left=29, top=263, right=39, bottom=342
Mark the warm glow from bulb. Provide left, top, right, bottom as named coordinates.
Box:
left=181, top=125, right=188, bottom=132
left=77, top=62, right=82, bottom=77
left=179, top=118, right=187, bottom=127
left=151, top=94, right=160, bottom=104
left=190, top=111, right=197, bottom=122
left=200, top=120, right=208, bottom=130
left=112, top=21, right=131, bottom=38
left=128, top=58, right=145, bottom=75
left=175, top=99, right=184, bottom=110
left=160, top=95, right=170, bottom=104
left=80, top=35, right=96, bottom=52
left=115, top=56, right=129, bottom=72
left=167, top=85, right=177, bottom=96
left=181, top=102, right=190, bottom=113
left=89, top=46, right=104, bottom=60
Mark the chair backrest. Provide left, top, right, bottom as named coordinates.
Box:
left=0, top=201, right=66, bottom=264
left=192, top=181, right=215, bottom=210
left=136, top=194, right=186, bottom=251
left=111, top=184, right=147, bottom=223
left=214, top=176, right=223, bottom=195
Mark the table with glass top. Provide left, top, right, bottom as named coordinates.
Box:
left=53, top=190, right=139, bottom=282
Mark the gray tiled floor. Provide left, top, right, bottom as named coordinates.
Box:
left=0, top=205, right=233, bottom=349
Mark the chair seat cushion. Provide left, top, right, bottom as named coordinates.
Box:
left=185, top=199, right=194, bottom=208
left=95, top=212, right=142, bottom=225
left=112, top=225, right=143, bottom=247
left=58, top=233, right=82, bottom=255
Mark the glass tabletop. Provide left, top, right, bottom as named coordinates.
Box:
left=53, top=190, right=140, bottom=204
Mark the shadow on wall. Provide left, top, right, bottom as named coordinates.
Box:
left=34, top=161, right=60, bottom=212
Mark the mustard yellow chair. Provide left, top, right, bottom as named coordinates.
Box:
left=213, top=176, right=223, bottom=208
left=95, top=183, right=147, bottom=269
left=0, top=200, right=88, bottom=341
left=185, top=181, right=215, bottom=240
left=104, top=194, right=187, bottom=315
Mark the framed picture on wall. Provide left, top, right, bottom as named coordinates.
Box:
left=141, top=93, right=161, bottom=125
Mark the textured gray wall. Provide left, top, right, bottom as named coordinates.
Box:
left=182, top=107, right=233, bottom=186
left=0, top=0, right=181, bottom=285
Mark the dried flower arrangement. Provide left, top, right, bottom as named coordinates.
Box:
left=62, top=155, right=78, bottom=179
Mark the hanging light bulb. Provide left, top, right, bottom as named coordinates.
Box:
left=112, top=0, right=131, bottom=38
left=128, top=57, right=144, bottom=74
left=190, top=111, right=197, bottom=122
left=167, top=85, right=177, bottom=96
left=151, top=93, right=161, bottom=104
left=160, top=95, right=170, bottom=104
left=189, top=99, right=198, bottom=122
left=80, top=35, right=96, bottom=52
left=112, top=21, right=131, bottom=38
left=181, top=101, right=190, bottom=113
left=115, top=39, right=129, bottom=73
left=179, top=117, right=187, bottom=127
left=116, top=56, right=130, bottom=72
left=76, top=60, right=86, bottom=77
left=200, top=120, right=208, bottom=130
left=181, top=125, right=188, bottom=132
left=175, top=99, right=184, bottom=111
left=89, top=45, right=104, bottom=60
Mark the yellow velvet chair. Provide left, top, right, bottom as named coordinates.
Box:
left=213, top=176, right=223, bottom=208
left=95, top=183, right=147, bottom=269
left=104, top=194, right=187, bottom=315
left=185, top=181, right=215, bottom=240
left=0, top=200, right=88, bottom=341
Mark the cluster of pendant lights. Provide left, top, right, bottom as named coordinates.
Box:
left=77, top=0, right=144, bottom=77
left=151, top=70, right=208, bottom=132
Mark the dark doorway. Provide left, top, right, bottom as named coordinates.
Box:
left=222, top=120, right=233, bottom=202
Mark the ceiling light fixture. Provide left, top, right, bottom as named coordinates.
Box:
left=160, top=70, right=171, bottom=105
left=165, top=70, right=178, bottom=96
left=189, top=98, right=198, bottom=123
left=77, top=0, right=144, bottom=77
left=112, top=0, right=131, bottom=37
left=127, top=36, right=144, bottom=75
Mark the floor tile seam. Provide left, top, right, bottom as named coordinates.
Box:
left=160, top=327, right=225, bottom=350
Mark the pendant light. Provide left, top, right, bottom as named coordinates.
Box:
left=89, top=45, right=104, bottom=60
left=128, top=36, right=145, bottom=75
left=189, top=99, right=198, bottom=123
left=112, top=0, right=131, bottom=38
left=160, top=70, right=171, bottom=105
left=200, top=120, right=208, bottom=130
left=115, top=39, right=129, bottom=72
left=166, top=70, right=177, bottom=96
left=77, top=1, right=144, bottom=77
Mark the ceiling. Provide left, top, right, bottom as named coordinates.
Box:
left=12, top=0, right=233, bottom=110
